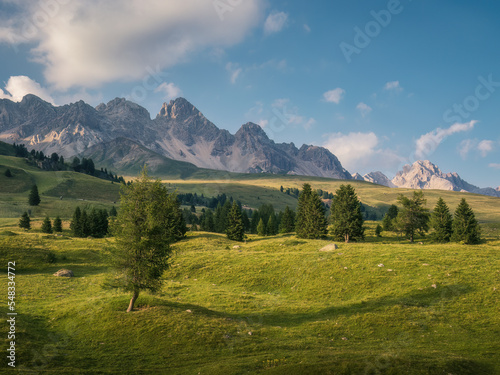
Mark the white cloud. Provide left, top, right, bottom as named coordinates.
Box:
left=272, top=98, right=289, bottom=109
left=257, top=119, right=269, bottom=128
left=323, top=88, right=345, bottom=104
left=478, top=140, right=494, bottom=157
left=0, top=1, right=264, bottom=90
left=303, top=24, right=311, bottom=33
left=489, top=163, right=500, bottom=169
left=459, top=139, right=475, bottom=160
left=384, top=81, right=402, bottom=91
left=226, top=62, right=242, bottom=84
left=415, top=120, right=477, bottom=159
left=323, top=132, right=403, bottom=173
left=264, top=11, right=288, bottom=35
left=356, top=102, right=372, bottom=117
left=155, top=82, right=182, bottom=101
left=0, top=75, right=54, bottom=103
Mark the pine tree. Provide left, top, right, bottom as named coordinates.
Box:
left=382, top=204, right=398, bottom=231
left=28, top=184, right=41, bottom=206
left=452, top=198, right=481, bottom=244
left=109, top=206, right=118, bottom=217
left=41, top=216, right=52, bottom=234
left=53, top=216, right=63, bottom=232
left=257, top=218, right=266, bottom=236
left=226, top=202, right=244, bottom=241
left=296, top=183, right=328, bottom=239
left=329, top=184, right=364, bottom=243
left=279, top=206, right=295, bottom=233
left=80, top=209, right=90, bottom=237
left=70, top=207, right=83, bottom=237
left=266, top=214, right=277, bottom=236
left=395, top=191, right=430, bottom=243
left=241, top=210, right=250, bottom=232
left=375, top=224, right=382, bottom=237
left=19, top=212, right=31, bottom=230
left=4, top=169, right=13, bottom=177
left=430, top=197, right=453, bottom=243
left=201, top=209, right=215, bottom=232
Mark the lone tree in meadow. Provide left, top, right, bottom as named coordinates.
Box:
left=41, top=216, right=52, bottom=234
left=279, top=206, right=296, bottom=233
left=382, top=204, right=398, bottom=231
left=257, top=218, right=266, bottom=236
left=28, top=184, right=41, bottom=206
left=19, top=212, right=31, bottom=230
left=110, top=168, right=184, bottom=312
left=329, top=184, right=364, bottom=243
left=395, top=191, right=430, bottom=243
left=295, top=183, right=328, bottom=239
left=451, top=198, right=481, bottom=244
left=226, top=202, right=244, bottom=241
left=430, top=197, right=453, bottom=243
left=53, top=216, right=63, bottom=233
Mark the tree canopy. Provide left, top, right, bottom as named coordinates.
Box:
left=395, top=191, right=430, bottom=243
left=295, top=183, right=328, bottom=239
left=430, top=197, right=453, bottom=243
left=329, top=184, right=364, bottom=243
left=452, top=198, right=481, bottom=244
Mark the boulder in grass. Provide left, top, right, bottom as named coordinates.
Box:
left=319, top=244, right=338, bottom=252
left=53, top=269, right=74, bottom=277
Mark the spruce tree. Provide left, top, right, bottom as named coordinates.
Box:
left=257, top=218, right=266, bottom=236
left=41, top=216, right=52, bottom=234
left=266, top=214, right=277, bottom=236
left=201, top=209, right=215, bottom=232
left=53, top=216, right=63, bottom=232
left=28, top=184, right=41, bottom=206
left=452, top=198, right=481, bottom=244
left=430, top=197, right=453, bottom=242
left=109, top=206, right=118, bottom=217
left=70, top=207, right=83, bottom=237
left=375, top=224, right=382, bottom=237
left=4, top=169, right=13, bottom=177
left=226, top=202, right=244, bottom=241
left=296, top=183, right=327, bottom=239
left=80, top=209, right=90, bottom=237
left=395, top=191, right=430, bottom=243
left=329, top=184, right=364, bottom=243
left=19, top=212, right=31, bottom=230
left=382, top=204, right=398, bottom=231
left=279, top=206, right=295, bottom=233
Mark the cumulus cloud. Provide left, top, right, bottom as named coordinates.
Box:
left=323, top=88, right=345, bottom=104
left=459, top=138, right=495, bottom=159
left=0, top=1, right=264, bottom=90
left=356, top=102, right=372, bottom=117
left=415, top=120, right=477, bottom=159
left=0, top=75, right=54, bottom=103
left=478, top=140, right=494, bottom=157
left=459, top=139, right=476, bottom=159
left=384, top=81, right=402, bottom=91
left=323, top=132, right=403, bottom=173
left=155, top=82, right=182, bottom=101
left=489, top=163, right=500, bottom=169
left=264, top=11, right=288, bottom=35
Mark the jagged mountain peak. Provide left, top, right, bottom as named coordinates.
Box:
left=157, top=97, right=202, bottom=120
left=96, top=97, right=151, bottom=120
left=236, top=122, right=269, bottom=138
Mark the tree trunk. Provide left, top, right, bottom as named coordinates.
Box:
left=345, top=233, right=350, bottom=243
left=127, top=289, right=139, bottom=312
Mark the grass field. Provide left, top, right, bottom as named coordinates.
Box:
left=0, top=223, right=499, bottom=374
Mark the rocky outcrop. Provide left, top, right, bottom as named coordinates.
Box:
left=363, top=171, right=396, bottom=188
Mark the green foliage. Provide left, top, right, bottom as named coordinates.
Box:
left=375, top=224, right=382, bottom=237
left=226, top=202, right=245, bottom=241
left=279, top=206, right=296, bottom=233
left=109, top=206, right=118, bottom=217
left=18, top=211, right=31, bottom=230
left=53, top=216, right=63, bottom=232
left=41, top=216, right=53, bottom=234
left=257, top=218, right=266, bottom=236
left=295, top=183, right=328, bottom=239
left=70, top=207, right=82, bottom=237
left=109, top=168, right=183, bottom=311
left=266, top=214, right=277, bottom=236
left=430, top=197, right=453, bottom=243
left=4, top=168, right=13, bottom=177
left=200, top=209, right=215, bottom=232
left=452, top=198, right=481, bottom=244
left=329, top=184, right=365, bottom=243
left=395, top=191, right=430, bottom=243
left=28, top=184, right=41, bottom=206
left=382, top=204, right=398, bottom=231
left=70, top=206, right=109, bottom=238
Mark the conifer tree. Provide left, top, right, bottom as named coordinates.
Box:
left=28, top=184, right=41, bottom=206
left=109, top=206, right=118, bottom=217
left=70, top=207, right=82, bottom=237
left=329, top=184, right=364, bottom=243
left=279, top=206, right=295, bottom=233
left=266, top=214, right=277, bottom=236
left=382, top=204, right=398, bottom=231
left=395, top=191, right=430, bottom=243
left=4, top=169, right=13, bottom=177
left=53, top=216, right=63, bottom=232
left=452, top=198, right=481, bottom=244
left=295, top=183, right=328, bottom=239
left=19, top=212, right=31, bottom=230
left=80, top=209, right=90, bottom=237
left=41, top=216, right=52, bottom=234
left=226, top=202, right=244, bottom=241
left=257, top=218, right=266, bottom=236
left=375, top=224, right=382, bottom=237
left=430, top=197, right=453, bottom=243
left=201, top=209, right=215, bottom=232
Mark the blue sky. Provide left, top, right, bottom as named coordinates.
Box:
left=0, top=0, right=499, bottom=187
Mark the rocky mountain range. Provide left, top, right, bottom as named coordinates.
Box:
left=353, top=160, right=500, bottom=198
left=0, top=95, right=350, bottom=179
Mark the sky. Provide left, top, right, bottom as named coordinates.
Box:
left=0, top=0, right=499, bottom=188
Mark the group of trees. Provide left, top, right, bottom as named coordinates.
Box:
left=381, top=192, right=481, bottom=244
left=19, top=212, right=62, bottom=233
left=70, top=207, right=112, bottom=238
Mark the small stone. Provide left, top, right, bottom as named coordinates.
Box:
left=186, top=309, right=192, bottom=313
left=377, top=264, right=384, bottom=267
left=431, top=284, right=437, bottom=288
left=53, top=269, right=74, bottom=277
left=344, top=267, right=348, bottom=270
left=319, top=244, right=338, bottom=252
left=422, top=263, right=429, bottom=266
left=233, top=245, right=241, bottom=249
left=387, top=269, right=393, bottom=272
left=341, top=337, right=348, bottom=341
left=248, top=331, right=252, bottom=336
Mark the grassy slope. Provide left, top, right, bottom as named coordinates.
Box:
left=0, top=227, right=498, bottom=374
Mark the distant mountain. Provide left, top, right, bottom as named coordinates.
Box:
left=0, top=95, right=351, bottom=179
left=391, top=160, right=500, bottom=197
left=350, top=171, right=395, bottom=188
